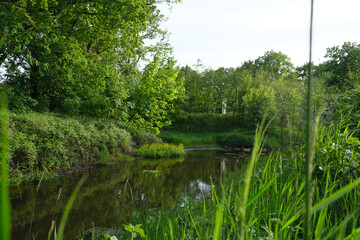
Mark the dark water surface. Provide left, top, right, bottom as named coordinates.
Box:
left=11, top=149, right=248, bottom=239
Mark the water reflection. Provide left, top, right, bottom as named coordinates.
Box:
left=10, top=150, right=245, bottom=239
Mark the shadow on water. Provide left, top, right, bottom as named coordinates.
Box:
left=10, top=150, right=248, bottom=239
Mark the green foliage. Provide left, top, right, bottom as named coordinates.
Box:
left=128, top=126, right=161, bottom=148
left=102, top=234, right=118, bottom=240
left=216, top=131, right=254, bottom=148
left=167, top=113, right=242, bottom=133
left=1, top=0, right=183, bottom=132
left=176, top=51, right=305, bottom=146
left=134, top=143, right=185, bottom=158
left=123, top=224, right=146, bottom=240
left=242, top=84, right=276, bottom=127
left=321, top=42, right=360, bottom=89
left=127, top=56, right=184, bottom=132
left=8, top=112, right=135, bottom=184
left=160, top=130, right=227, bottom=146
left=253, top=50, right=296, bottom=79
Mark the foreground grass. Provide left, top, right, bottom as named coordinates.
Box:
left=0, top=93, right=11, bottom=240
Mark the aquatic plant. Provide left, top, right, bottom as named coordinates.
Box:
left=134, top=143, right=185, bottom=158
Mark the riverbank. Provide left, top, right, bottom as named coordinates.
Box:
left=8, top=112, right=283, bottom=186
left=8, top=112, right=161, bottom=186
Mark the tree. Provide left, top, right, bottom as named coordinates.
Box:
left=0, top=0, right=179, bottom=116
left=127, top=54, right=184, bottom=132
left=254, top=50, right=295, bottom=80
left=321, top=42, right=360, bottom=89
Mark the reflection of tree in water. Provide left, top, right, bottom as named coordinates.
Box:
left=11, top=150, right=243, bottom=239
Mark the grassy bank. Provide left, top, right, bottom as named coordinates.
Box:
left=160, top=113, right=282, bottom=148
left=8, top=112, right=161, bottom=185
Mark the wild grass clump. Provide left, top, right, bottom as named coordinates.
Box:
left=134, top=143, right=185, bottom=158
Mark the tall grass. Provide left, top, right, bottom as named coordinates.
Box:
left=0, top=92, right=11, bottom=240
left=304, top=1, right=315, bottom=239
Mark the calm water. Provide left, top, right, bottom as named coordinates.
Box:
left=10, top=149, right=248, bottom=239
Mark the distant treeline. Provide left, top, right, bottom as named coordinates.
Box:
left=1, top=0, right=359, bottom=134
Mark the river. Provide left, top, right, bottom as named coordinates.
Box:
left=10, top=149, right=249, bottom=239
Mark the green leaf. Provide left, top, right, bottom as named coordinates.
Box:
left=123, top=224, right=134, bottom=232
left=133, top=227, right=146, bottom=238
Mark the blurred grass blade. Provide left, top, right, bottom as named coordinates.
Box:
left=56, top=177, right=86, bottom=240
left=322, top=211, right=357, bottom=240
left=304, top=1, right=315, bottom=239
left=310, top=178, right=360, bottom=214
left=212, top=200, right=224, bottom=240
left=343, top=226, right=360, bottom=240
left=314, top=207, right=327, bottom=240
left=0, top=92, right=11, bottom=240
left=246, top=177, right=276, bottom=207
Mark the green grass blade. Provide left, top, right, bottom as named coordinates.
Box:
left=343, top=226, right=360, bottom=240
left=246, top=177, right=276, bottom=207
left=314, top=207, right=328, bottom=240
left=0, top=92, right=11, bottom=240
left=56, top=177, right=86, bottom=240
left=310, top=177, right=360, bottom=214
left=212, top=201, right=224, bottom=240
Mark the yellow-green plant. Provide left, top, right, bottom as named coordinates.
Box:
left=134, top=143, right=185, bottom=158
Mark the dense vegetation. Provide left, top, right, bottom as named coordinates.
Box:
left=1, top=0, right=360, bottom=239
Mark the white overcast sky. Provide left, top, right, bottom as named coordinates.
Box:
left=158, top=0, right=360, bottom=69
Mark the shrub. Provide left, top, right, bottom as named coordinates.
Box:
left=128, top=126, right=161, bottom=148
left=8, top=112, right=134, bottom=183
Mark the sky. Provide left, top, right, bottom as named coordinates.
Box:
left=158, top=0, right=360, bottom=69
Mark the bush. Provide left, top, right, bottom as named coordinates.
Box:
left=128, top=126, right=161, bottom=148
